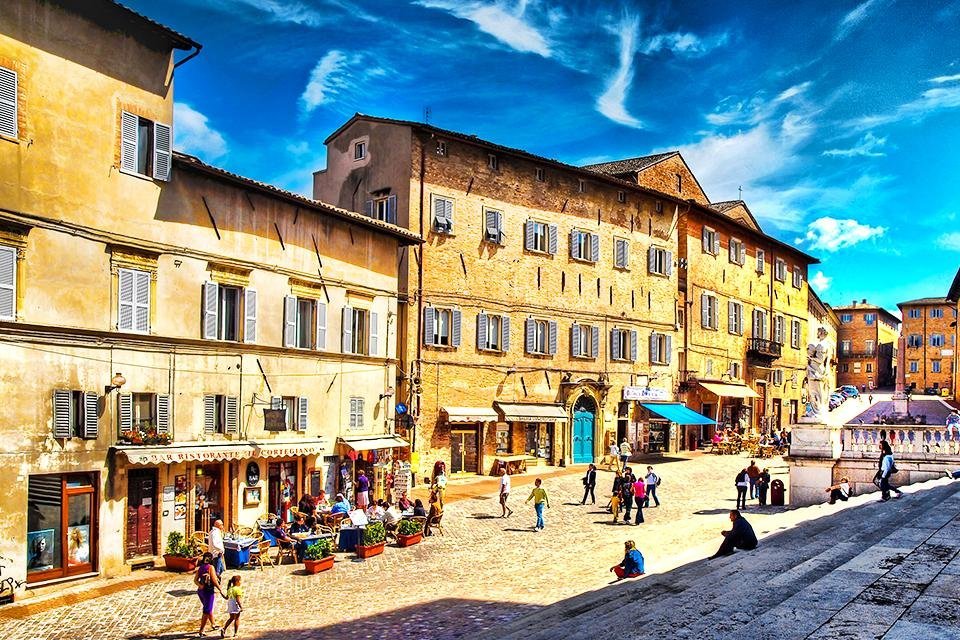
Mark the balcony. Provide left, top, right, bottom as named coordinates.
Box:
left=747, top=338, right=782, bottom=361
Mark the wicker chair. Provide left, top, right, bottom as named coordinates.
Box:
left=248, top=540, right=272, bottom=570
left=274, top=539, right=297, bottom=566
left=426, top=512, right=444, bottom=536
left=323, top=512, right=347, bottom=535
left=233, top=525, right=255, bottom=537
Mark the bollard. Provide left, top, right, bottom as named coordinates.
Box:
left=770, top=479, right=786, bottom=506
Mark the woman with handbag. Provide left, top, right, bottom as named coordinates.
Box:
left=581, top=463, right=597, bottom=505
left=878, top=441, right=903, bottom=501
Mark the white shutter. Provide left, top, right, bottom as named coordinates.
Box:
left=120, top=111, right=138, bottom=173
left=590, top=234, right=600, bottom=263
left=713, top=236, right=721, bottom=254
left=370, top=311, right=379, bottom=356
left=630, top=330, right=637, bottom=362
left=283, top=295, right=297, bottom=347
left=548, top=320, right=557, bottom=355
left=225, top=396, right=239, bottom=434
left=525, top=318, right=535, bottom=353
left=348, top=397, right=358, bottom=430
left=729, top=241, right=736, bottom=263
left=477, top=312, right=489, bottom=350
left=156, top=394, right=171, bottom=434
left=153, top=122, right=171, bottom=181
left=82, top=391, right=99, bottom=439
left=701, top=228, right=710, bottom=252
left=271, top=396, right=283, bottom=410
left=571, top=323, right=581, bottom=357
left=342, top=306, right=354, bottom=353
left=611, top=329, right=621, bottom=361
left=701, top=293, right=709, bottom=327
left=298, top=397, right=308, bottom=431
left=648, top=246, right=656, bottom=274
left=0, top=245, right=14, bottom=320
left=525, top=220, right=535, bottom=250
left=53, top=390, right=72, bottom=438
left=548, top=224, right=558, bottom=255
left=591, top=326, right=599, bottom=358
left=118, top=393, right=133, bottom=434
left=386, top=195, right=398, bottom=225
left=665, top=251, right=673, bottom=276
left=244, top=288, right=257, bottom=343
left=649, top=333, right=659, bottom=365
left=118, top=268, right=134, bottom=330
left=202, top=281, right=219, bottom=340
left=451, top=309, right=462, bottom=347
left=502, top=315, right=510, bottom=351
left=133, top=270, right=150, bottom=332
left=203, top=395, right=216, bottom=434
left=0, top=66, right=17, bottom=138
left=316, top=302, right=327, bottom=349
left=443, top=198, right=454, bottom=231
left=728, top=301, right=736, bottom=333
left=423, top=307, right=435, bottom=346
left=570, top=229, right=578, bottom=259
left=664, top=335, right=673, bottom=365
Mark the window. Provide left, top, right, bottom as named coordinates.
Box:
left=273, top=396, right=308, bottom=431
left=535, top=167, right=545, bottom=181
left=525, top=318, right=557, bottom=355
left=705, top=359, right=714, bottom=375
left=0, top=65, right=17, bottom=138
left=729, top=362, right=741, bottom=379
left=578, top=179, right=585, bottom=193
left=431, top=195, right=454, bottom=233
left=700, top=293, right=718, bottom=330
left=774, top=259, right=787, bottom=282
left=729, top=238, right=746, bottom=265
left=348, top=397, right=365, bottom=430
left=908, top=308, right=921, bottom=319
left=840, top=313, right=853, bottom=323
left=488, top=154, right=499, bottom=170
left=752, top=309, right=768, bottom=339
left=756, top=250, right=765, bottom=274
left=676, top=173, right=683, bottom=193
left=618, top=191, right=626, bottom=203
left=773, top=315, right=785, bottom=344
left=203, top=395, right=239, bottom=435
left=649, top=331, right=671, bottom=365
left=524, top=219, right=557, bottom=254
left=202, top=282, right=256, bottom=343
left=118, top=392, right=170, bottom=436
left=27, top=473, right=98, bottom=583
left=424, top=306, right=460, bottom=348
left=570, top=229, right=599, bottom=262
left=770, top=369, right=784, bottom=386
left=840, top=340, right=851, bottom=355
left=436, top=140, right=447, bottom=156
left=728, top=301, right=743, bottom=335
left=655, top=200, right=663, bottom=213
left=866, top=363, right=873, bottom=373
left=120, top=111, right=171, bottom=181
left=0, top=244, right=17, bottom=320
left=933, top=360, right=942, bottom=373
left=931, top=308, right=944, bottom=319
left=792, top=267, right=803, bottom=289
left=283, top=296, right=322, bottom=349
left=909, top=361, right=919, bottom=373
left=477, top=312, right=510, bottom=352
left=864, top=313, right=876, bottom=326
left=864, top=339, right=875, bottom=355
left=571, top=323, right=599, bottom=358
left=791, top=320, right=801, bottom=349
left=496, top=424, right=511, bottom=453
left=354, top=141, right=366, bottom=160
left=907, top=334, right=922, bottom=347
left=117, top=268, right=150, bottom=333
left=841, top=363, right=849, bottom=373
left=610, top=327, right=637, bottom=362
left=647, top=246, right=672, bottom=276
left=52, top=390, right=99, bottom=439
left=701, top=227, right=720, bottom=255
left=484, top=208, right=504, bottom=244
left=614, top=238, right=630, bottom=269
left=364, top=195, right=397, bottom=224
left=342, top=306, right=374, bottom=355
left=931, top=334, right=945, bottom=347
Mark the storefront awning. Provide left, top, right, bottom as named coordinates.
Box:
left=495, top=402, right=568, bottom=423
left=641, top=403, right=716, bottom=425
left=252, top=438, right=330, bottom=458
left=114, top=442, right=255, bottom=465
left=699, top=382, right=760, bottom=399
left=442, top=406, right=500, bottom=423
left=339, top=434, right=410, bottom=451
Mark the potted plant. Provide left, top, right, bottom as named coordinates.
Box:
left=303, top=538, right=334, bottom=574
left=162, top=532, right=199, bottom=572
left=395, top=518, right=424, bottom=547
left=356, top=521, right=386, bottom=559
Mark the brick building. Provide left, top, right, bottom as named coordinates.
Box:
left=898, top=298, right=957, bottom=394
left=834, top=300, right=900, bottom=390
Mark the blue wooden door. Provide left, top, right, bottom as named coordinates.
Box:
left=572, top=409, right=594, bottom=464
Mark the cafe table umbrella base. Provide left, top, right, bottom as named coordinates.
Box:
left=356, top=541, right=385, bottom=559
left=303, top=555, right=335, bottom=574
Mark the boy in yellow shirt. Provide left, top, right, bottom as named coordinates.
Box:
left=525, top=478, right=550, bottom=531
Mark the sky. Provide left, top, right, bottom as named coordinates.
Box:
left=126, top=0, right=960, bottom=314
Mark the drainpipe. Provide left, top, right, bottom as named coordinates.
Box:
left=174, top=44, right=203, bottom=69
left=414, top=132, right=427, bottom=447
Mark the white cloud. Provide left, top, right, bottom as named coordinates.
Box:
left=232, top=0, right=325, bottom=26
left=706, top=81, right=812, bottom=127
left=642, top=30, right=729, bottom=57
left=810, top=271, right=832, bottom=292
left=596, top=14, right=643, bottom=129
left=930, top=73, right=960, bottom=84
left=936, top=232, right=960, bottom=251
left=823, top=132, right=887, bottom=157
left=802, top=217, right=886, bottom=252
left=300, top=51, right=348, bottom=113
left=848, top=83, right=960, bottom=130
left=835, top=0, right=884, bottom=41
left=775, top=82, right=812, bottom=102
left=173, top=102, right=227, bottom=160
left=415, top=0, right=551, bottom=56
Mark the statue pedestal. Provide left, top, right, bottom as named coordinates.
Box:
left=892, top=393, right=908, bottom=415
left=787, top=421, right=842, bottom=507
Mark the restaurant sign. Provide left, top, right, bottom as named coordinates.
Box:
left=263, top=408, right=287, bottom=432
left=623, top=386, right=669, bottom=401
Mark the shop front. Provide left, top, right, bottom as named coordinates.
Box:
left=440, top=407, right=500, bottom=475
left=695, top=381, right=760, bottom=436
left=337, top=434, right=410, bottom=503
left=639, top=403, right=716, bottom=453
left=26, top=472, right=99, bottom=585
left=494, top=402, right=568, bottom=467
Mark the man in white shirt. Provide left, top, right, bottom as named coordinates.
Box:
left=208, top=519, right=225, bottom=576
left=608, top=442, right=621, bottom=470
left=619, top=439, right=632, bottom=470
left=499, top=468, right=513, bottom=518
left=644, top=466, right=661, bottom=507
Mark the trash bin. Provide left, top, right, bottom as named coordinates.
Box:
left=771, top=479, right=785, bottom=506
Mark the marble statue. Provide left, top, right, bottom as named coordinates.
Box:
left=804, top=327, right=831, bottom=421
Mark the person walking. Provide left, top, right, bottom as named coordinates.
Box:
left=632, top=475, right=645, bottom=525
left=208, top=519, right=226, bottom=577
left=609, top=441, right=621, bottom=471
left=735, top=468, right=749, bottom=510
left=878, top=441, right=903, bottom=501
left=609, top=470, right=623, bottom=521
left=746, top=460, right=761, bottom=500
left=526, top=478, right=550, bottom=531
left=581, top=463, right=597, bottom=505
left=709, top=510, right=758, bottom=559
left=356, top=470, right=370, bottom=510
left=620, top=468, right=635, bottom=524
left=220, top=574, right=243, bottom=638
left=609, top=540, right=645, bottom=580
left=619, top=439, right=632, bottom=470
left=498, top=468, right=513, bottom=517
left=757, top=468, right=771, bottom=506
left=194, top=551, right=225, bottom=637
left=643, top=466, right=661, bottom=508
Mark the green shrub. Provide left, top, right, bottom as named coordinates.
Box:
left=397, top=518, right=423, bottom=536
left=304, top=538, right=333, bottom=560
left=362, top=521, right=386, bottom=546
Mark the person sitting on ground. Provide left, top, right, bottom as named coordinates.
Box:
left=709, top=510, right=758, bottom=559
left=413, top=498, right=427, bottom=518
left=330, top=493, right=351, bottom=514
left=610, top=540, right=645, bottom=580
left=425, top=492, right=443, bottom=536
left=826, top=477, right=851, bottom=504
left=397, top=492, right=413, bottom=511
left=943, top=468, right=960, bottom=480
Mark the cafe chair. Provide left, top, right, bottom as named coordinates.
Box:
left=314, top=525, right=335, bottom=540
left=323, top=512, right=346, bottom=535
left=275, top=539, right=297, bottom=566
left=427, top=512, right=444, bottom=536
left=233, top=525, right=254, bottom=537
left=248, top=540, right=272, bottom=570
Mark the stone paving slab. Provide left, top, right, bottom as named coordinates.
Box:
left=884, top=620, right=960, bottom=640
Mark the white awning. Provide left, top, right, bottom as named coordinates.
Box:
left=115, top=443, right=254, bottom=465
left=251, top=438, right=330, bottom=458
left=442, top=406, right=500, bottom=423
left=339, top=434, right=410, bottom=451
left=495, top=402, right=568, bottom=423
left=699, top=382, right=760, bottom=399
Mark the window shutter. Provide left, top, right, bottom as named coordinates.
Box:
left=664, top=335, right=673, bottom=364
left=443, top=198, right=454, bottom=231
left=611, top=329, right=621, bottom=360
left=590, top=234, right=600, bottom=263
left=525, top=318, right=535, bottom=354
left=728, top=301, right=735, bottom=332
left=647, top=246, right=656, bottom=274
left=665, top=251, right=673, bottom=276
left=548, top=225, right=558, bottom=255
left=451, top=309, right=461, bottom=347
left=153, top=122, right=171, bottom=181
left=342, top=306, right=354, bottom=353
left=477, top=312, right=488, bottom=350
left=525, top=220, right=535, bottom=250
left=118, top=393, right=133, bottom=434
left=0, top=66, right=17, bottom=138
left=630, top=330, right=637, bottom=362
left=713, top=236, right=721, bottom=255
left=701, top=293, right=709, bottom=327
left=591, top=325, right=599, bottom=358
left=616, top=239, right=628, bottom=269
left=423, top=306, right=435, bottom=346
left=495, top=211, right=504, bottom=243
left=569, top=229, right=578, bottom=259
left=571, top=323, right=581, bottom=357
left=0, top=245, right=14, bottom=319
left=203, top=395, right=216, bottom=434
left=364, top=200, right=374, bottom=217
left=316, top=302, right=326, bottom=349
left=156, top=394, right=171, bottom=434
left=649, top=332, right=659, bottom=365
left=202, top=281, right=219, bottom=339
left=502, top=315, right=510, bottom=351
left=348, top=398, right=357, bottom=430
left=548, top=320, right=557, bottom=355
left=120, top=111, right=138, bottom=173
left=134, top=270, right=150, bottom=332
left=701, top=228, right=709, bottom=252
left=356, top=398, right=365, bottom=429
left=485, top=210, right=497, bottom=242
left=225, top=396, right=239, bottom=434
left=83, top=391, right=99, bottom=439
left=283, top=295, right=297, bottom=347
left=118, top=269, right=134, bottom=330
left=370, top=311, right=379, bottom=356
left=298, top=397, right=308, bottom=431
left=729, top=242, right=736, bottom=263
left=243, top=288, right=257, bottom=343
left=53, top=390, right=72, bottom=438
left=386, top=195, right=398, bottom=224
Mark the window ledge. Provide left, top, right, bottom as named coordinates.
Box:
left=0, top=133, right=20, bottom=145
left=570, top=257, right=597, bottom=265
left=425, top=344, right=458, bottom=350
left=118, top=166, right=160, bottom=183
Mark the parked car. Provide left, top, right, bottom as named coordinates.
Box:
left=838, top=385, right=860, bottom=398
left=829, top=393, right=845, bottom=410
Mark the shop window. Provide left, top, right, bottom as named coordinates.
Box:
left=496, top=424, right=511, bottom=453
left=27, top=473, right=97, bottom=583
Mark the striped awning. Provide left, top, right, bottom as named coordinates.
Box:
left=495, top=402, right=568, bottom=422
left=114, top=443, right=254, bottom=465
left=442, top=406, right=500, bottom=423
left=699, top=382, right=760, bottom=399
left=339, top=434, right=410, bottom=451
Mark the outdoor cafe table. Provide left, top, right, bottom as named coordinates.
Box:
left=338, top=525, right=366, bottom=552
left=224, top=536, right=258, bottom=568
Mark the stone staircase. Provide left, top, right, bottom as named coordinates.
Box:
left=483, top=479, right=960, bottom=640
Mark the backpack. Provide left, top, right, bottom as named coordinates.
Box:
left=656, top=476, right=662, bottom=487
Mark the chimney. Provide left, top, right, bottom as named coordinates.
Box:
left=862, top=298, right=867, bottom=304
left=852, top=300, right=857, bottom=305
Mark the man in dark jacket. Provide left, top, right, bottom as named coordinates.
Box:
left=581, top=463, right=597, bottom=505
left=621, top=468, right=635, bottom=524
left=709, top=510, right=758, bottom=559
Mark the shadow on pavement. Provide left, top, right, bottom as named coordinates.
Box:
left=164, top=589, right=195, bottom=598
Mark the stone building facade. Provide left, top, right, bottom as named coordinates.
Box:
left=897, top=298, right=957, bottom=394
left=834, top=300, right=900, bottom=390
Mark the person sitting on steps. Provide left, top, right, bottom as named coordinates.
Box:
left=709, top=510, right=757, bottom=559
left=826, top=477, right=850, bottom=504
left=610, top=540, right=645, bottom=580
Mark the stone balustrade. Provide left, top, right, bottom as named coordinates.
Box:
left=842, top=425, right=960, bottom=457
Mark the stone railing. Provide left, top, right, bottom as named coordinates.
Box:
left=842, top=425, right=960, bottom=458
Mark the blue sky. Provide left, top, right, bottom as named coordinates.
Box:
left=127, top=0, right=960, bottom=314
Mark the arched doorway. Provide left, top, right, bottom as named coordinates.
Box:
left=572, top=395, right=597, bottom=464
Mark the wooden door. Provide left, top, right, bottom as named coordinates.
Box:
left=126, top=469, right=156, bottom=559
left=450, top=430, right=478, bottom=474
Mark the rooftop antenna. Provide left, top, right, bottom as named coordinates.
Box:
left=423, top=106, right=431, bottom=124
left=738, top=186, right=743, bottom=200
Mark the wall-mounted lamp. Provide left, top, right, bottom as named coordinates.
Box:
left=105, top=372, right=126, bottom=394
left=379, top=387, right=395, bottom=400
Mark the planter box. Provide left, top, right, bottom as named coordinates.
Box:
left=396, top=532, right=423, bottom=547
left=303, top=555, right=335, bottom=574
left=356, top=541, right=385, bottom=559
left=163, top=555, right=197, bottom=572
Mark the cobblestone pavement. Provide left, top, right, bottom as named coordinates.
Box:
left=0, top=453, right=794, bottom=640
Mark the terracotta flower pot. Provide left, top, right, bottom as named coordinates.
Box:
left=303, top=555, right=335, bottom=574
left=356, top=541, right=385, bottom=558
left=396, top=532, right=423, bottom=548
left=163, top=555, right=197, bottom=572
